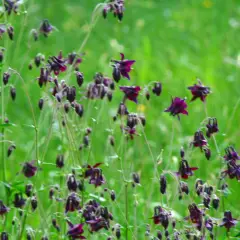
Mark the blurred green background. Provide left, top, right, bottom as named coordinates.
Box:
left=1, top=0, right=240, bottom=239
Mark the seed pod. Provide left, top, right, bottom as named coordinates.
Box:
left=160, top=175, right=167, bottom=194
left=7, top=144, right=16, bottom=157
left=56, top=154, right=64, bottom=168
left=116, top=228, right=121, bottom=239
left=7, top=26, right=14, bottom=40
left=13, top=193, right=26, bottom=208
left=110, top=190, right=116, bottom=201
left=10, top=87, right=16, bottom=100
left=172, top=219, right=176, bottom=229
left=195, top=179, right=204, bottom=196
left=27, top=233, right=32, bottom=240
left=31, top=196, right=38, bottom=211
left=110, top=81, right=115, bottom=90
left=25, top=184, right=33, bottom=197
left=179, top=181, right=189, bottom=195
left=3, top=72, right=10, bottom=85
left=139, top=115, right=146, bottom=126
left=38, top=99, right=44, bottom=110
left=76, top=71, right=84, bottom=87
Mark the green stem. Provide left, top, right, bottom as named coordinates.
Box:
left=18, top=200, right=30, bottom=240
left=125, top=183, right=129, bottom=240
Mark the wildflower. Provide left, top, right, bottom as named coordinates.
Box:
left=179, top=181, right=189, bottom=195
left=221, top=161, right=240, bottom=181
left=67, top=221, right=86, bottom=239
left=164, top=97, right=188, bottom=119
left=103, top=0, right=125, bottom=21
left=205, top=218, right=214, bottom=232
left=25, top=184, right=33, bottom=197
left=67, top=52, right=82, bottom=68
left=7, top=26, right=14, bottom=40
left=188, top=79, right=211, bottom=102
left=10, top=87, right=16, bottom=101
left=56, top=154, right=64, bottom=168
left=187, top=204, right=203, bottom=230
left=38, top=99, right=44, bottom=110
left=206, top=118, right=219, bottom=138
left=151, top=206, right=170, bottom=229
left=176, top=159, right=198, bottom=179
left=220, top=211, right=238, bottom=231
left=111, top=53, right=135, bottom=81
left=204, top=148, right=211, bottom=160
left=124, top=126, right=138, bottom=140
left=152, top=82, right=162, bottom=96
left=37, top=68, right=51, bottom=87
left=7, top=144, right=16, bottom=157
left=13, top=193, right=26, bottom=208
left=160, top=175, right=167, bottom=194
left=76, top=71, right=84, bottom=87
left=66, top=86, right=76, bottom=103
left=31, top=196, right=38, bottom=211
left=75, top=104, right=84, bottom=117
left=3, top=72, right=10, bottom=85
left=132, top=172, right=140, bottom=184
left=119, top=86, right=141, bottom=103
left=39, top=19, right=54, bottom=37
left=48, top=56, right=67, bottom=75
left=224, top=146, right=240, bottom=162
left=0, top=201, right=9, bottom=216
left=192, top=131, right=207, bottom=149
left=212, top=195, right=220, bottom=210
left=86, top=218, right=109, bottom=232
left=117, top=102, right=129, bottom=116
left=65, top=193, right=81, bottom=213
left=67, top=174, right=78, bottom=192
left=22, top=161, right=37, bottom=178
left=89, top=169, right=105, bottom=187
left=84, top=163, right=103, bottom=178
left=195, top=179, right=204, bottom=196
left=4, top=0, right=21, bottom=15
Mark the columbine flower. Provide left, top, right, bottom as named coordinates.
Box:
left=13, top=193, right=26, bottom=208
left=192, top=131, right=207, bottom=149
left=187, top=204, right=203, bottom=230
left=120, top=86, right=141, bottom=103
left=205, top=218, right=214, bottom=232
left=86, top=218, right=109, bottom=232
left=221, top=161, right=240, bottom=181
left=224, top=146, right=240, bottom=162
left=103, top=0, right=125, bottom=21
left=67, top=174, right=78, bottom=192
left=176, top=159, right=198, bottom=179
left=65, top=193, right=81, bottom=213
left=164, top=97, right=188, bottom=119
left=22, top=161, right=37, bottom=178
left=111, top=53, right=135, bottom=81
left=84, top=163, right=103, bottom=178
left=67, top=221, right=86, bottom=239
left=152, top=82, right=162, bottom=96
left=48, top=55, right=67, bottom=75
left=206, top=118, right=219, bottom=138
left=0, top=201, right=9, bottom=216
left=37, top=68, right=51, bottom=87
left=4, top=0, right=21, bottom=15
left=124, top=126, right=138, bottom=140
left=39, top=19, right=55, bottom=37
left=188, top=79, right=211, bottom=102
left=151, top=206, right=170, bottom=229
left=89, top=169, right=105, bottom=187
left=220, top=211, right=238, bottom=231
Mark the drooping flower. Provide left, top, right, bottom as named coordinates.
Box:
left=103, top=0, right=125, bottom=21
left=67, top=174, right=78, bottom=192
left=206, top=118, right=219, bottom=138
left=65, top=193, right=81, bottom=213
left=220, top=211, right=238, bottom=231
left=48, top=55, right=67, bottom=75
left=187, top=204, right=203, bottom=230
left=151, top=206, right=171, bottom=229
left=124, top=126, right=138, bottom=140
left=188, top=79, right=211, bottom=102
left=152, top=82, right=162, bottom=96
left=111, top=53, right=135, bottom=81
left=13, top=193, right=26, bottom=209
left=221, top=161, right=240, bottom=181
left=0, top=201, right=9, bottom=216
left=224, top=146, right=240, bottom=163
left=89, top=169, right=105, bottom=187
left=192, top=131, right=207, bottom=149
left=39, top=19, right=55, bottom=37
left=84, top=163, right=103, bottom=178
left=205, top=218, right=214, bottom=232
left=67, top=221, right=86, bottom=239
left=86, top=218, right=110, bottom=232
left=176, top=159, right=198, bottom=179
left=4, top=0, right=22, bottom=15
left=120, top=86, right=141, bottom=103
left=164, top=97, right=188, bottom=119
left=22, top=161, right=37, bottom=178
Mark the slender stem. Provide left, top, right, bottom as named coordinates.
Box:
left=18, top=200, right=30, bottom=240
left=125, top=183, right=129, bottom=240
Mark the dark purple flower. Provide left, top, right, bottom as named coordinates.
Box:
left=160, top=175, right=167, bottom=194
left=0, top=201, right=9, bottom=216
left=67, top=52, right=82, bottom=68
left=86, top=218, right=109, bottom=232
left=188, top=80, right=211, bottom=102
left=13, top=193, right=26, bottom=209
left=151, top=206, right=170, bottom=229
left=204, top=148, right=211, bottom=160
left=4, top=0, right=20, bottom=15
left=205, top=218, right=214, bottom=232
left=48, top=55, right=67, bottom=75
left=82, top=200, right=100, bottom=221
left=124, top=126, right=138, bottom=140
left=192, top=131, right=207, bottom=149
left=206, top=118, right=219, bottom=138
left=187, top=204, right=203, bottom=230
left=103, top=0, right=125, bottom=21
left=56, top=154, right=64, bottom=168
left=84, top=163, right=103, bottom=178
left=220, top=211, right=238, bottom=231
left=152, top=82, right=162, bottom=96
left=176, top=160, right=198, bottom=179
left=120, top=86, right=141, bottom=103
left=89, top=169, right=105, bottom=187
left=37, top=68, right=51, bottom=87
left=221, top=161, right=240, bottom=181
left=67, top=174, right=78, bottom=192
left=65, top=193, right=81, bottom=213
left=164, top=97, right=188, bottom=119
left=39, top=19, right=54, bottom=37
left=111, top=53, right=135, bottom=81
left=67, top=221, right=86, bottom=239
left=117, top=102, right=129, bottom=116
left=22, top=161, right=37, bottom=178
left=224, top=146, right=240, bottom=163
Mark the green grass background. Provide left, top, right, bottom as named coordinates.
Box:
left=1, top=0, right=240, bottom=239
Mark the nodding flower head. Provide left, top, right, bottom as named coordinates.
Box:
left=188, top=204, right=203, bottom=230
left=221, top=161, right=240, bottom=181
left=188, top=79, right=211, bottom=102
left=103, top=0, right=125, bottom=21
left=164, top=97, right=188, bottom=120
left=192, top=130, right=207, bottom=149
left=65, top=193, right=81, bottom=213
left=86, top=218, right=110, bottom=232
left=206, top=118, right=219, bottom=138
left=176, top=159, right=198, bottom=179
left=39, top=19, right=55, bottom=37
left=4, top=0, right=21, bottom=15
left=111, top=53, right=135, bottom=81
left=0, top=201, right=9, bottom=216
left=120, top=86, right=141, bottom=103
left=13, top=193, right=26, bottom=209
left=22, top=161, right=37, bottom=178
left=67, top=221, right=86, bottom=239
left=220, top=211, right=238, bottom=231
left=224, top=146, right=240, bottom=163
left=48, top=55, right=67, bottom=75
left=151, top=206, right=171, bottom=229
left=152, top=82, right=162, bottom=96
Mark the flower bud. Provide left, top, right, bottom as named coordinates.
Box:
left=10, top=87, right=16, bottom=100
left=38, top=98, right=44, bottom=110
left=160, top=175, right=167, bottom=194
